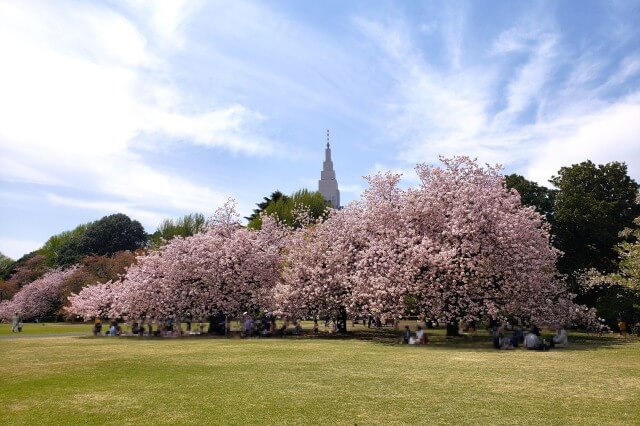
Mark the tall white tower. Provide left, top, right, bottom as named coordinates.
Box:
left=318, top=129, right=340, bottom=208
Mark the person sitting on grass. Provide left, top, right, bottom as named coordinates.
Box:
left=279, top=319, right=289, bottom=337
left=293, top=320, right=302, bottom=335
left=618, top=319, right=627, bottom=337
left=93, top=317, right=102, bottom=336
left=415, top=326, right=428, bottom=344
left=492, top=325, right=504, bottom=349
left=243, top=314, right=253, bottom=338
left=511, top=326, right=524, bottom=347
left=550, top=326, right=568, bottom=348
left=524, top=328, right=548, bottom=351
left=402, top=325, right=411, bottom=344
left=501, top=336, right=514, bottom=350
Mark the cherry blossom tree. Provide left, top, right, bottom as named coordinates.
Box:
left=277, top=157, right=593, bottom=333
left=66, top=281, right=116, bottom=320
left=275, top=172, right=410, bottom=331
left=68, top=201, right=286, bottom=327
left=0, top=266, right=78, bottom=321
left=274, top=208, right=355, bottom=331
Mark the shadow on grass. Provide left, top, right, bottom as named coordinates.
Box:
left=75, top=326, right=638, bottom=352
left=290, top=328, right=636, bottom=352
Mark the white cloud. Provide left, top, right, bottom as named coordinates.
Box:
left=526, top=98, right=640, bottom=185
left=46, top=194, right=165, bottom=228
left=141, top=105, right=272, bottom=155
left=602, top=54, right=640, bottom=90
left=442, top=5, right=465, bottom=70
left=0, top=1, right=272, bottom=225
left=122, top=0, right=200, bottom=49
left=493, top=34, right=557, bottom=125
left=355, top=18, right=493, bottom=163
left=372, top=164, right=421, bottom=186
left=491, top=26, right=537, bottom=55
left=566, top=55, right=606, bottom=88
left=357, top=9, right=640, bottom=186
left=339, top=184, right=365, bottom=195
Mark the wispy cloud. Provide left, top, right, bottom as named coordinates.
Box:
left=355, top=4, right=640, bottom=185
left=493, top=34, right=558, bottom=125
left=0, top=0, right=271, bottom=229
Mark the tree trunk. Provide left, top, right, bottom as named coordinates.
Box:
left=336, top=306, right=348, bottom=333
left=208, top=313, right=227, bottom=335
left=446, top=321, right=461, bottom=337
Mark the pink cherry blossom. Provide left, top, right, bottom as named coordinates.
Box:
left=0, top=266, right=78, bottom=321
left=277, top=157, right=593, bottom=327
left=68, top=202, right=287, bottom=322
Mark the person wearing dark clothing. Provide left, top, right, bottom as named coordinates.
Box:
left=402, top=326, right=411, bottom=344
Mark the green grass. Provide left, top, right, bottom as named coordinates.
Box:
left=0, top=322, right=88, bottom=335
left=0, top=325, right=639, bottom=425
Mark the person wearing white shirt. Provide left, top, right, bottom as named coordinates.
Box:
left=524, top=328, right=548, bottom=350
left=551, top=327, right=568, bottom=347
left=415, top=326, right=428, bottom=344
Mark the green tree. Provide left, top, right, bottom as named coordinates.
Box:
left=248, top=189, right=329, bottom=229
left=608, top=194, right=640, bottom=293
left=505, top=174, right=556, bottom=220
left=80, top=214, right=148, bottom=256
left=245, top=190, right=289, bottom=222
left=0, top=251, right=14, bottom=280
left=39, top=224, right=88, bottom=267
left=550, top=161, right=639, bottom=276
left=150, top=213, right=206, bottom=248
left=576, top=195, right=640, bottom=327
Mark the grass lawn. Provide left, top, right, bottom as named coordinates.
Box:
left=0, top=324, right=638, bottom=425
left=0, top=322, right=89, bottom=336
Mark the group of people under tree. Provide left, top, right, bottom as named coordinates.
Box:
left=82, top=305, right=577, bottom=353
left=402, top=325, right=428, bottom=345
left=492, top=323, right=568, bottom=351
left=92, top=315, right=209, bottom=337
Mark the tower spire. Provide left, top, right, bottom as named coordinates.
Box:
left=318, top=130, right=340, bottom=208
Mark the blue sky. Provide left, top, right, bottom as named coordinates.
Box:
left=1, top=0, right=640, bottom=259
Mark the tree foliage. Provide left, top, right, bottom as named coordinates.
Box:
left=68, top=202, right=286, bottom=321
left=550, top=160, right=639, bottom=275
left=60, top=251, right=136, bottom=302
left=149, top=213, right=206, bottom=248
left=80, top=214, right=147, bottom=256
left=39, top=224, right=88, bottom=267
left=0, top=267, right=79, bottom=321
left=276, top=157, right=592, bottom=329
left=67, top=160, right=593, bottom=329
left=0, top=252, right=14, bottom=280
left=0, top=254, right=47, bottom=300
left=245, top=190, right=288, bottom=223
left=612, top=194, right=640, bottom=292
left=580, top=194, right=640, bottom=325
left=505, top=174, right=556, bottom=220
left=38, top=214, right=146, bottom=267
left=248, top=189, right=328, bottom=229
